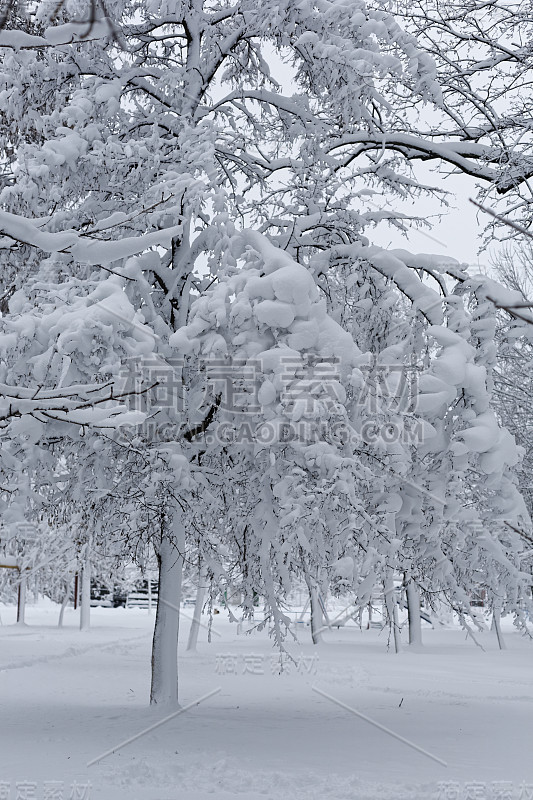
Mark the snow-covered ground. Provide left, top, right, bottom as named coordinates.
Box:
left=1, top=601, right=532, bottom=800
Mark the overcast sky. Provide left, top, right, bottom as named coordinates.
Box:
left=372, top=169, right=502, bottom=275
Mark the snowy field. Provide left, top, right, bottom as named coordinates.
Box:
left=1, top=602, right=532, bottom=800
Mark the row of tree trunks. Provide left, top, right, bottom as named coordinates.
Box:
left=50, top=538, right=508, bottom=706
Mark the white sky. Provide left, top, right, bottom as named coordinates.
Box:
left=267, top=51, right=502, bottom=276
left=371, top=169, right=501, bottom=276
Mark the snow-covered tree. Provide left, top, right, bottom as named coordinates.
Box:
left=1, top=0, right=533, bottom=700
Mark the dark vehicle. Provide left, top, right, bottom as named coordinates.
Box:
left=90, top=582, right=128, bottom=608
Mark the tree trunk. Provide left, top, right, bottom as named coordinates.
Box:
left=80, top=551, right=91, bottom=631
left=384, top=572, right=401, bottom=653
left=492, top=604, right=506, bottom=650
left=303, top=571, right=323, bottom=645
left=318, top=591, right=330, bottom=628
left=58, top=582, right=69, bottom=628
left=147, top=575, right=153, bottom=614
left=150, top=513, right=185, bottom=706
left=187, top=569, right=207, bottom=652
left=16, top=572, right=27, bottom=625
left=406, top=575, right=422, bottom=647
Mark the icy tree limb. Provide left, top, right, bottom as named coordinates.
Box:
left=0, top=210, right=181, bottom=266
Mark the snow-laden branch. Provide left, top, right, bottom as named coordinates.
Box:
left=0, top=210, right=181, bottom=266
left=0, top=378, right=146, bottom=429
left=0, top=19, right=113, bottom=48
left=329, top=133, right=532, bottom=192
left=207, top=89, right=317, bottom=125
left=329, top=243, right=453, bottom=325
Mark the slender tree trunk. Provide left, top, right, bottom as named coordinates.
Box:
left=147, top=575, right=153, bottom=614
left=80, top=551, right=91, bottom=631
left=33, top=576, right=40, bottom=605
left=310, top=586, right=323, bottom=644
left=58, top=582, right=69, bottom=628
left=303, top=571, right=323, bottom=644
left=384, top=572, right=401, bottom=653
left=16, top=572, right=27, bottom=625
left=492, top=604, right=506, bottom=650
left=405, top=575, right=422, bottom=647
left=318, top=591, right=330, bottom=628
left=187, top=568, right=207, bottom=652
left=150, top=512, right=185, bottom=706
left=298, top=595, right=310, bottom=623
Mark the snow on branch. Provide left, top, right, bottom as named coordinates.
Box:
left=331, top=243, right=447, bottom=325
left=329, top=133, right=533, bottom=193
left=0, top=0, right=124, bottom=47
left=0, top=378, right=147, bottom=429
left=0, top=210, right=181, bottom=266
left=0, top=19, right=114, bottom=48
